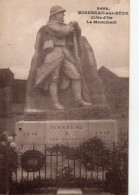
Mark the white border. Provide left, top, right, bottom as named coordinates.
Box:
left=129, top=0, right=139, bottom=194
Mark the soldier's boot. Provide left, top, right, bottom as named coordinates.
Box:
left=72, top=80, right=93, bottom=107
left=49, top=82, right=65, bottom=110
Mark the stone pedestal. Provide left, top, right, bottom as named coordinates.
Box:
left=24, top=105, right=111, bottom=120
left=15, top=119, right=118, bottom=149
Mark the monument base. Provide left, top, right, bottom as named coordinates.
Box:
left=24, top=104, right=111, bottom=121
left=15, top=119, right=118, bottom=149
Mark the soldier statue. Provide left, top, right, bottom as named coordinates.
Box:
left=34, top=6, right=92, bottom=110
left=25, top=6, right=106, bottom=112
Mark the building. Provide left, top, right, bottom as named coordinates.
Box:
left=12, top=79, right=27, bottom=103
left=98, top=66, right=129, bottom=117
left=0, top=69, right=14, bottom=115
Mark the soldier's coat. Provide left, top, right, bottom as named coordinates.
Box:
left=35, top=20, right=81, bottom=91
left=25, top=22, right=106, bottom=111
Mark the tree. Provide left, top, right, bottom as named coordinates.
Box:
left=80, top=137, right=109, bottom=171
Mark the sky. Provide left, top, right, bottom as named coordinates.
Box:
left=0, top=0, right=129, bottom=79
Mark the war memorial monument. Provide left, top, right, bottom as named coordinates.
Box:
left=15, top=6, right=118, bottom=194
left=15, top=5, right=118, bottom=147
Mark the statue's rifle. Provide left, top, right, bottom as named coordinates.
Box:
left=73, top=32, right=92, bottom=102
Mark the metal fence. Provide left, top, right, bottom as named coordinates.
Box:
left=12, top=142, right=126, bottom=188
left=0, top=139, right=128, bottom=194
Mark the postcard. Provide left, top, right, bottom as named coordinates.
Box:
left=0, top=0, right=129, bottom=194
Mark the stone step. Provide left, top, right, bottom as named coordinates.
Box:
left=57, top=188, right=82, bottom=195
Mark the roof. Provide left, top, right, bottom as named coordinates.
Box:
left=98, top=66, right=118, bottom=80
left=0, top=68, right=14, bottom=76
left=0, top=68, right=14, bottom=87
left=98, top=66, right=129, bottom=96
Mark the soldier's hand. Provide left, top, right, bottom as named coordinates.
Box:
left=69, top=21, right=81, bottom=36
left=71, top=26, right=76, bottom=32
left=69, top=24, right=75, bottom=32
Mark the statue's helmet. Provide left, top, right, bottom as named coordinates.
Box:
left=50, top=5, right=66, bottom=17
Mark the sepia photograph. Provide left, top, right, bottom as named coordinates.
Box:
left=0, top=0, right=129, bottom=194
